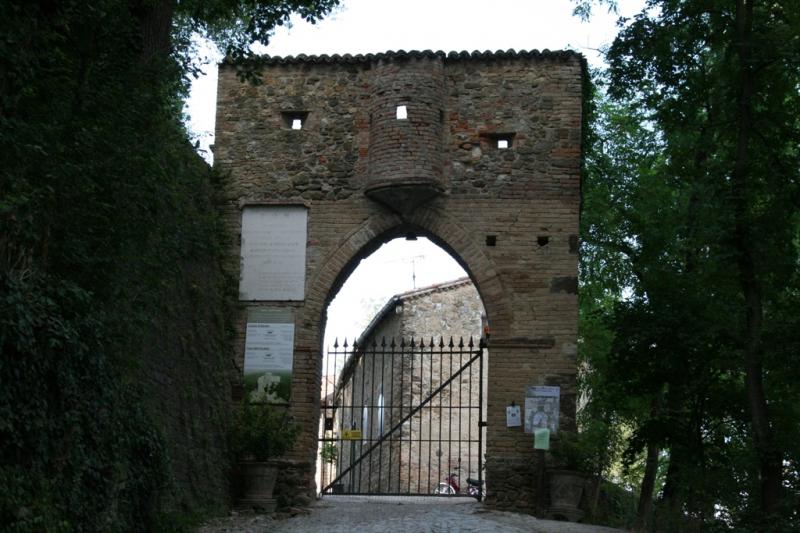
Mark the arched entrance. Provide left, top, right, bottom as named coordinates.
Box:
left=215, top=49, right=583, bottom=513
left=316, top=234, right=489, bottom=498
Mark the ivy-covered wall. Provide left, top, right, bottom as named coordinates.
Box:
left=0, top=2, right=236, bottom=530
left=131, top=156, right=236, bottom=520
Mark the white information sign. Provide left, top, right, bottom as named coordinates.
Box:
left=524, top=386, right=560, bottom=435
left=239, top=206, right=307, bottom=301
left=243, top=322, right=294, bottom=403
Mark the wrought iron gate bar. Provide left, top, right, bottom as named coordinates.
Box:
left=319, top=336, right=485, bottom=499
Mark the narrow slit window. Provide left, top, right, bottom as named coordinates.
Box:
left=291, top=118, right=303, bottom=130
left=396, top=105, right=408, bottom=120
left=497, top=138, right=509, bottom=149
left=377, top=388, right=385, bottom=435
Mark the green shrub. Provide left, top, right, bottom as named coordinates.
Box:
left=231, top=401, right=299, bottom=462
left=320, top=442, right=338, bottom=464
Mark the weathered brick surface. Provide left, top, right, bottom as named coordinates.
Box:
left=368, top=58, right=445, bottom=189
left=214, top=49, right=583, bottom=512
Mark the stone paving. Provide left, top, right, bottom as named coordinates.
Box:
left=197, top=496, right=623, bottom=533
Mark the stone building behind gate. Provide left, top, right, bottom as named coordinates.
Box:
left=329, top=278, right=485, bottom=495
left=214, top=48, right=584, bottom=512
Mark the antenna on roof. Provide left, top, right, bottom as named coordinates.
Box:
left=408, top=254, right=426, bottom=288
left=385, top=254, right=426, bottom=289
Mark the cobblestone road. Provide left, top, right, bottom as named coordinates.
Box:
left=197, top=496, right=623, bottom=533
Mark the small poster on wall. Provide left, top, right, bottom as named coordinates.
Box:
left=243, top=322, right=294, bottom=404
left=524, top=385, right=560, bottom=435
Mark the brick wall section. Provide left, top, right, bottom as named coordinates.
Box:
left=214, top=49, right=582, bottom=512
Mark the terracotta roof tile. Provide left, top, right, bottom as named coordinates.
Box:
left=223, top=48, right=581, bottom=66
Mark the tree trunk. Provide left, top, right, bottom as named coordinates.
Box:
left=658, top=448, right=683, bottom=531
left=732, top=0, right=782, bottom=516
left=132, top=0, right=176, bottom=64
left=659, top=382, right=687, bottom=528
left=632, top=439, right=659, bottom=532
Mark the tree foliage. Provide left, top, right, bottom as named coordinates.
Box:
left=0, top=0, right=337, bottom=531
left=579, top=1, right=800, bottom=530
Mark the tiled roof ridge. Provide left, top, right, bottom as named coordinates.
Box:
left=350, top=276, right=472, bottom=350
left=224, top=48, right=581, bottom=66
left=396, top=276, right=473, bottom=301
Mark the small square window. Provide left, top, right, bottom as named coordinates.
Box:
left=480, top=132, right=516, bottom=151
left=281, top=111, right=309, bottom=130
left=396, top=105, right=408, bottom=120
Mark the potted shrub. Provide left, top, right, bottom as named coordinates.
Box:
left=319, top=442, right=341, bottom=493
left=231, top=400, right=299, bottom=512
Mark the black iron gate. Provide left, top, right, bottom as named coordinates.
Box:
left=318, top=336, right=485, bottom=498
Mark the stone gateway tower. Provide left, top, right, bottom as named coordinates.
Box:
left=215, top=49, right=584, bottom=512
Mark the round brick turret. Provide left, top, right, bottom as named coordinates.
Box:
left=365, top=56, right=445, bottom=212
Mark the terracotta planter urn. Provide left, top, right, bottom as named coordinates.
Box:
left=235, top=461, right=279, bottom=512
left=546, top=469, right=587, bottom=522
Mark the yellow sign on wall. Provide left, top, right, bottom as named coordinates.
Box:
left=342, top=429, right=363, bottom=440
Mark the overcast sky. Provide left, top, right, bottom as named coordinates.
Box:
left=184, top=0, right=645, bottom=350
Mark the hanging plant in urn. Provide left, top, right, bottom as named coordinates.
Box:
left=231, top=399, right=299, bottom=512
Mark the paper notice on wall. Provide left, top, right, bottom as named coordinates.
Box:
left=243, top=322, right=294, bottom=404
left=239, top=206, right=307, bottom=301
left=524, top=385, right=560, bottom=435
left=506, top=404, right=521, bottom=427
left=534, top=428, right=551, bottom=450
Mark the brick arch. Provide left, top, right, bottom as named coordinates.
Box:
left=306, top=208, right=512, bottom=351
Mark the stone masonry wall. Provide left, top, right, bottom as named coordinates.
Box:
left=214, top=49, right=582, bottom=512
